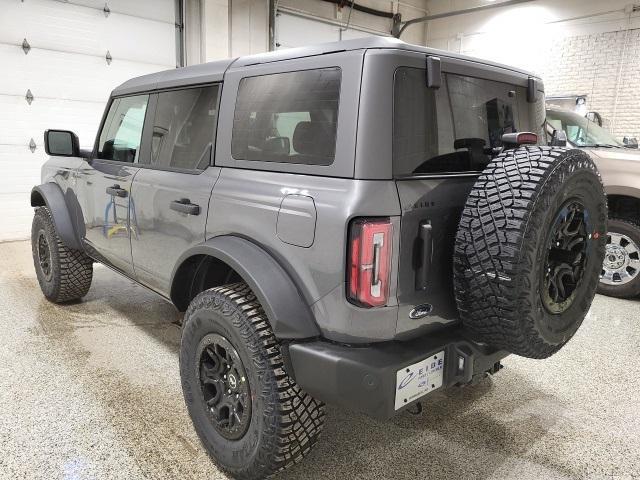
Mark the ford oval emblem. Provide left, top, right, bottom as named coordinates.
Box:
left=409, top=304, right=432, bottom=319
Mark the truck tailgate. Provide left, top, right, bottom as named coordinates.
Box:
left=395, top=175, right=478, bottom=338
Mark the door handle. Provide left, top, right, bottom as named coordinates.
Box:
left=415, top=221, right=433, bottom=291
left=106, top=185, right=128, bottom=197
left=170, top=198, right=200, bottom=216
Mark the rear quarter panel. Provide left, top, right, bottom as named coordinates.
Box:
left=206, top=169, right=402, bottom=343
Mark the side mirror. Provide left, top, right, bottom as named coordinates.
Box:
left=624, top=137, right=639, bottom=149
left=44, top=129, right=80, bottom=157
left=550, top=129, right=567, bottom=147
left=585, top=111, right=603, bottom=127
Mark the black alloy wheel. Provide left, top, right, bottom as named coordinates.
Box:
left=197, top=333, right=251, bottom=441
left=541, top=200, right=590, bottom=314
left=37, top=231, right=53, bottom=281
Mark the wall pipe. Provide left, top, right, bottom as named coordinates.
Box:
left=393, top=0, right=536, bottom=38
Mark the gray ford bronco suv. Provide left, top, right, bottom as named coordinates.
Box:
left=32, top=37, right=606, bottom=479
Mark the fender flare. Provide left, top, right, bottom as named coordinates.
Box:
left=31, top=183, right=82, bottom=250
left=171, top=236, right=320, bottom=340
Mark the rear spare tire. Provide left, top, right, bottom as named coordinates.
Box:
left=454, top=147, right=606, bottom=359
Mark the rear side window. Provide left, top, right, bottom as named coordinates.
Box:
left=231, top=68, right=341, bottom=166
left=393, top=68, right=534, bottom=176
left=98, top=94, right=149, bottom=163
left=143, top=85, right=220, bottom=171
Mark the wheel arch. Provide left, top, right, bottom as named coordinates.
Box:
left=606, top=188, right=640, bottom=223
left=170, top=235, right=320, bottom=340
left=31, top=183, right=82, bottom=250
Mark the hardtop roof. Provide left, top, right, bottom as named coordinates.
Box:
left=111, top=36, right=538, bottom=97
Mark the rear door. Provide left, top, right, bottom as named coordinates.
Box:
left=392, top=59, right=545, bottom=336
left=130, top=84, right=221, bottom=296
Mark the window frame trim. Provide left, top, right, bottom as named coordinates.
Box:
left=230, top=66, right=342, bottom=167
left=92, top=92, right=153, bottom=165
left=92, top=83, right=222, bottom=174
left=216, top=50, right=364, bottom=179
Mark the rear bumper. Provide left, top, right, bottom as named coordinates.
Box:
left=287, top=329, right=508, bottom=420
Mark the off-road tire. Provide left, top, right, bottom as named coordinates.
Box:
left=597, top=218, right=640, bottom=298
left=454, top=147, right=607, bottom=359
left=180, top=283, right=325, bottom=480
left=31, top=206, right=93, bottom=302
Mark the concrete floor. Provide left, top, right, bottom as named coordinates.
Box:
left=1, top=240, right=639, bottom=480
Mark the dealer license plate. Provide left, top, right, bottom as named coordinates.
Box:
left=394, top=351, right=445, bottom=410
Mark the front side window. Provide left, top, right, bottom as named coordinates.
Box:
left=144, top=85, right=220, bottom=170
left=98, top=95, right=149, bottom=163
left=393, top=68, right=534, bottom=176
left=232, top=68, right=341, bottom=166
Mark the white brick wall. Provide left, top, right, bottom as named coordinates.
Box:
left=540, top=28, right=640, bottom=140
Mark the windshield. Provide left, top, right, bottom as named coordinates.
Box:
left=546, top=109, right=623, bottom=147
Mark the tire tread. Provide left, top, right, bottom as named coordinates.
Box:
left=182, top=283, right=325, bottom=479
left=32, top=206, right=93, bottom=302
left=453, top=146, right=606, bottom=358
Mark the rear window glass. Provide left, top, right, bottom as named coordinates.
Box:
left=393, top=67, right=543, bottom=176
left=231, top=68, right=341, bottom=166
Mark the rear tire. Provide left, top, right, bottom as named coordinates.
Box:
left=597, top=218, right=640, bottom=298
left=31, top=206, right=93, bottom=303
left=454, top=147, right=607, bottom=359
left=180, top=283, right=325, bottom=480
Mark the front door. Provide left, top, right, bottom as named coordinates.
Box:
left=76, top=94, right=150, bottom=275
left=130, top=85, right=221, bottom=296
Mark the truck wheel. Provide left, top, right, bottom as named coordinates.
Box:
left=180, top=283, right=325, bottom=479
left=597, top=218, right=640, bottom=298
left=31, top=206, right=93, bottom=303
left=454, top=147, right=607, bottom=359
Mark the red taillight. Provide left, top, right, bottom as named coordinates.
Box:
left=347, top=218, right=393, bottom=308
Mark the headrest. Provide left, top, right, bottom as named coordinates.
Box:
left=292, top=121, right=334, bottom=157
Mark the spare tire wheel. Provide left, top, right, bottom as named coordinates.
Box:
left=454, top=147, right=607, bottom=359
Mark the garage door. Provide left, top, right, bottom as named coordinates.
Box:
left=275, top=11, right=379, bottom=50
left=0, top=0, right=177, bottom=241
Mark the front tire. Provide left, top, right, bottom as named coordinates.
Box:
left=31, top=206, right=93, bottom=303
left=180, top=283, right=325, bottom=480
left=597, top=218, right=640, bottom=298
